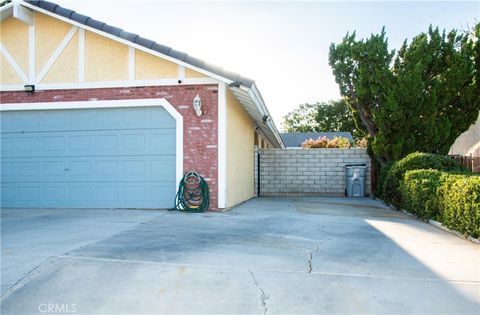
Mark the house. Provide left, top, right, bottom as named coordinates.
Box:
left=0, top=0, right=284, bottom=210
left=281, top=132, right=354, bottom=148
left=449, top=114, right=480, bottom=157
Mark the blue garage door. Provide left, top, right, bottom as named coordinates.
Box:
left=1, top=106, right=176, bottom=209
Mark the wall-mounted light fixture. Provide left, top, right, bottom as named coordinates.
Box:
left=193, top=94, right=202, bottom=116
left=24, top=84, right=35, bottom=95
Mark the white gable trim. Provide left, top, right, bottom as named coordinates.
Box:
left=0, top=2, right=14, bottom=22
left=19, top=1, right=234, bottom=85
left=28, top=15, right=35, bottom=82
left=13, top=2, right=33, bottom=25
left=128, top=47, right=135, bottom=80
left=35, top=25, right=78, bottom=84
left=0, top=77, right=219, bottom=92
left=217, top=81, right=227, bottom=209
left=0, top=43, right=29, bottom=83
left=0, top=98, right=184, bottom=191
left=78, top=28, right=85, bottom=82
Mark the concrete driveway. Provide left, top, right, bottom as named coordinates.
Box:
left=1, top=197, right=479, bottom=314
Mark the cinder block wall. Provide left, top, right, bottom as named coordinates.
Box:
left=256, top=148, right=371, bottom=196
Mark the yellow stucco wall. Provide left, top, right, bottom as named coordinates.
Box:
left=0, top=54, right=22, bottom=84
left=85, top=31, right=128, bottom=82
left=42, top=32, right=78, bottom=83
left=226, top=88, right=255, bottom=207
left=36, top=13, right=71, bottom=76
left=0, top=10, right=216, bottom=85
left=135, top=50, right=178, bottom=80
left=185, top=68, right=206, bottom=78
left=0, top=17, right=29, bottom=84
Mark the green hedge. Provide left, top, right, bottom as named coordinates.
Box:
left=437, top=175, right=480, bottom=238
left=383, top=152, right=465, bottom=207
left=375, top=161, right=394, bottom=199
left=401, top=169, right=445, bottom=220
left=399, top=168, right=480, bottom=238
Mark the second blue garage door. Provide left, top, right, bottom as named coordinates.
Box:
left=1, top=106, right=176, bottom=209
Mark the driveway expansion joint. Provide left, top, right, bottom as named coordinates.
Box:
left=1, top=256, right=58, bottom=302
left=248, top=269, right=269, bottom=315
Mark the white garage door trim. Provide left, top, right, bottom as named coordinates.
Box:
left=0, top=98, right=184, bottom=189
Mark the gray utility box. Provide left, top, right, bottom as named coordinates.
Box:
left=345, top=164, right=367, bottom=197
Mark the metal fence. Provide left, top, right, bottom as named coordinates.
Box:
left=449, top=155, right=480, bottom=173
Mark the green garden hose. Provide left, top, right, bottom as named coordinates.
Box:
left=172, top=171, right=210, bottom=212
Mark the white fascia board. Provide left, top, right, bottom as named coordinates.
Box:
left=0, top=77, right=219, bottom=92
left=249, top=84, right=285, bottom=148
left=13, top=2, right=33, bottom=25
left=237, top=84, right=284, bottom=148
left=0, top=3, right=14, bottom=22
left=217, top=81, right=227, bottom=209
left=20, top=1, right=235, bottom=86
left=230, top=85, right=281, bottom=147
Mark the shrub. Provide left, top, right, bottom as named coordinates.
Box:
left=401, top=169, right=445, bottom=219
left=302, top=136, right=351, bottom=149
left=355, top=138, right=368, bottom=148
left=437, top=175, right=480, bottom=238
left=375, top=161, right=394, bottom=198
left=383, top=152, right=465, bottom=207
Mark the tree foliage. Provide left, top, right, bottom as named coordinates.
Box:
left=329, top=24, right=480, bottom=165
left=282, top=100, right=366, bottom=139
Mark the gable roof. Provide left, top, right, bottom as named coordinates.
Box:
left=25, top=0, right=255, bottom=88
left=2, top=0, right=284, bottom=147
left=281, top=132, right=354, bottom=147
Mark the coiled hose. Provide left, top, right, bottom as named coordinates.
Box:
left=172, top=171, right=210, bottom=212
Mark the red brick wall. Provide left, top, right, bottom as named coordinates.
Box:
left=0, top=85, right=220, bottom=210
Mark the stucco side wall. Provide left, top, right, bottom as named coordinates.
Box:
left=226, top=88, right=255, bottom=208
left=0, top=17, right=29, bottom=84
left=135, top=50, right=178, bottom=80
left=35, top=13, right=71, bottom=77
left=42, top=32, right=78, bottom=83
left=185, top=68, right=206, bottom=78
left=85, top=31, right=129, bottom=82
left=0, top=54, right=22, bottom=84
left=0, top=11, right=217, bottom=86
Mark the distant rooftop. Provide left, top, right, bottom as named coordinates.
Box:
left=280, top=132, right=354, bottom=147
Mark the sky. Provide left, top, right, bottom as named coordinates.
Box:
left=53, top=0, right=479, bottom=130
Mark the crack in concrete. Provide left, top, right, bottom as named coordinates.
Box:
left=248, top=269, right=269, bottom=315
left=307, top=240, right=328, bottom=274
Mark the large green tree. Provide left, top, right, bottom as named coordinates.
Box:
left=329, top=25, right=480, bottom=165
left=282, top=100, right=366, bottom=139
